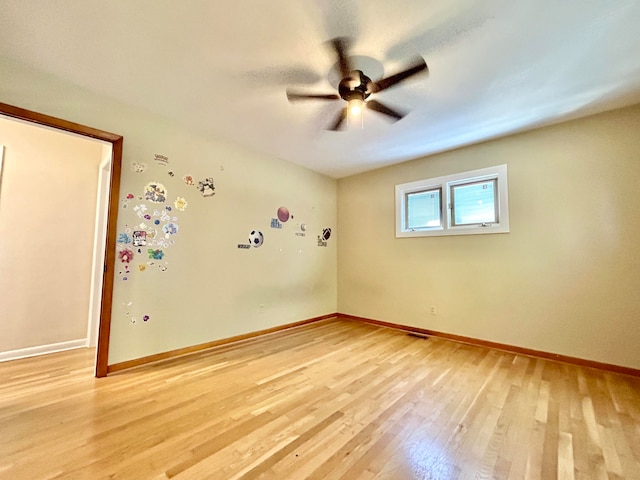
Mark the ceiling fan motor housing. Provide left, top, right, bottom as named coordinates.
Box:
left=338, top=70, right=372, bottom=102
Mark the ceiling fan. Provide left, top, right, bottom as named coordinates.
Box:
left=286, top=37, right=428, bottom=131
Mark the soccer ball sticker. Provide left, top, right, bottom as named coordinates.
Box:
left=249, top=230, right=264, bottom=248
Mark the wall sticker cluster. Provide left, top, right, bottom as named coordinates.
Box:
left=119, top=153, right=220, bottom=326
left=117, top=154, right=217, bottom=283
left=239, top=205, right=333, bottom=252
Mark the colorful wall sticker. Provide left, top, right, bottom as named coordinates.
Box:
left=271, top=218, right=283, bottom=229
left=183, top=174, right=194, bottom=186
left=277, top=206, right=291, bottom=223
left=133, top=231, right=147, bottom=246
left=121, top=193, right=135, bottom=209
left=198, top=177, right=215, bottom=197
left=131, top=162, right=147, bottom=173
left=144, top=182, right=167, bottom=203
left=249, top=230, right=264, bottom=247
left=117, top=232, right=132, bottom=244
left=119, top=248, right=134, bottom=263
left=174, top=196, right=188, bottom=211
left=147, top=248, right=164, bottom=260
left=162, top=222, right=179, bottom=237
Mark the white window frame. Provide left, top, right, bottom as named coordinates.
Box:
left=396, top=164, right=510, bottom=237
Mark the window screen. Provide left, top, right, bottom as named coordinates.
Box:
left=406, top=188, right=441, bottom=229
left=450, top=179, right=498, bottom=226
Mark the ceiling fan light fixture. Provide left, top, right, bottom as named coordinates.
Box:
left=285, top=37, right=428, bottom=131
left=348, top=98, right=364, bottom=117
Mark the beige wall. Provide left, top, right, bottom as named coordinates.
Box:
left=0, top=55, right=337, bottom=365
left=338, top=104, right=640, bottom=370
left=4, top=53, right=638, bottom=371
left=0, top=116, right=103, bottom=352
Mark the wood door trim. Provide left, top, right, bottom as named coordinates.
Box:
left=0, top=102, right=122, bottom=378
left=338, top=313, right=640, bottom=377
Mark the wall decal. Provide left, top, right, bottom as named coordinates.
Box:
left=147, top=249, right=164, bottom=260
left=174, top=197, right=188, bottom=211
left=121, top=193, right=135, bottom=209
left=138, top=264, right=146, bottom=272
left=133, top=231, right=147, bottom=246
left=317, top=228, right=331, bottom=247
left=117, top=233, right=132, bottom=244
left=168, top=171, right=175, bottom=177
left=131, top=162, right=147, bottom=173
left=183, top=175, right=194, bottom=186
left=119, top=248, right=134, bottom=263
left=198, top=178, right=215, bottom=197
left=144, top=182, right=167, bottom=203
left=249, top=230, right=264, bottom=247
left=154, top=154, right=169, bottom=166
left=271, top=218, right=282, bottom=229
left=295, top=223, right=307, bottom=237
left=277, top=206, right=290, bottom=223
left=237, top=244, right=251, bottom=249
left=162, top=222, right=179, bottom=237
left=133, top=204, right=148, bottom=218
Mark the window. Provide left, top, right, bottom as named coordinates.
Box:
left=396, top=164, right=509, bottom=237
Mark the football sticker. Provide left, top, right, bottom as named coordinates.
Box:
left=249, top=230, right=264, bottom=248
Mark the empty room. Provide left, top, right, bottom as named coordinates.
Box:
left=1, top=1, right=639, bottom=479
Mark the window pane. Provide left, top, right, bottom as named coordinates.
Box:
left=451, top=180, right=497, bottom=226
left=406, top=189, right=441, bottom=229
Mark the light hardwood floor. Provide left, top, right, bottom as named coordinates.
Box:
left=1, top=319, right=639, bottom=479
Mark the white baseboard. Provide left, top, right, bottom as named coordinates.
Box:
left=0, top=339, right=88, bottom=363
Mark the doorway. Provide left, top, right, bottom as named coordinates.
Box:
left=0, top=102, right=122, bottom=377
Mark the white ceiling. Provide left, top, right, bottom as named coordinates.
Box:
left=1, top=1, right=640, bottom=178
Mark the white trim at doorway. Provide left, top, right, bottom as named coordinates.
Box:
left=0, top=339, right=88, bottom=363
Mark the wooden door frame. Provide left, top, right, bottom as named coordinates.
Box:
left=0, top=102, right=122, bottom=377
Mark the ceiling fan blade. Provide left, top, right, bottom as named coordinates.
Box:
left=366, top=100, right=406, bottom=121
left=286, top=90, right=340, bottom=102
left=328, top=107, right=348, bottom=131
left=370, top=56, right=428, bottom=93
left=329, top=37, right=353, bottom=79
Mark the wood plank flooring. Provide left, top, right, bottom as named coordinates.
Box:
left=1, top=319, right=639, bottom=479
